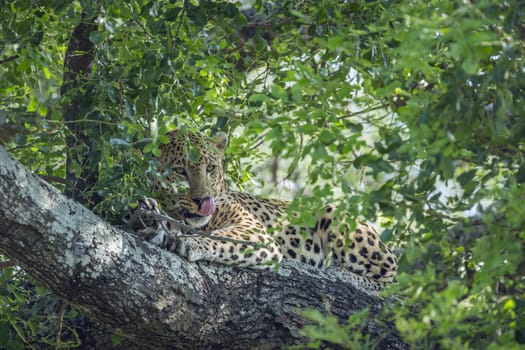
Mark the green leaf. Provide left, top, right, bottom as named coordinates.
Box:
left=248, top=93, right=270, bottom=104
left=158, top=134, right=170, bottom=144
left=111, top=334, right=125, bottom=346
left=14, top=134, right=26, bottom=145
left=152, top=146, right=161, bottom=157
left=89, top=30, right=104, bottom=44
left=37, top=103, right=47, bottom=117
left=326, top=36, right=343, bottom=51
left=143, top=143, right=154, bottom=154
left=270, top=84, right=288, bottom=102
left=318, top=129, right=334, bottom=144
left=26, top=96, right=38, bottom=112
left=503, top=299, right=515, bottom=312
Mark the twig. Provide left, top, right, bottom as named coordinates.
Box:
left=249, top=130, right=270, bottom=150
left=173, top=0, right=187, bottom=44
left=55, top=301, right=68, bottom=350
left=337, top=104, right=384, bottom=119
left=0, top=260, right=16, bottom=269
left=282, top=133, right=303, bottom=182
left=0, top=55, right=19, bottom=64
left=49, top=119, right=123, bottom=126
left=40, top=175, right=67, bottom=185
left=131, top=137, right=152, bottom=145
left=132, top=18, right=154, bottom=38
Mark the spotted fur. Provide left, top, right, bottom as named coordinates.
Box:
left=131, top=131, right=398, bottom=291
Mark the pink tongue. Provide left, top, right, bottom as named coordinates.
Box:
left=196, top=197, right=215, bottom=216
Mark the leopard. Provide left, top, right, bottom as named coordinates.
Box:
left=130, top=130, right=398, bottom=291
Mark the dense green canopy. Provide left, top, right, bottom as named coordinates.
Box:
left=0, top=0, right=523, bottom=348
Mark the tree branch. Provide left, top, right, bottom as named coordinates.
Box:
left=0, top=146, right=407, bottom=349
left=0, top=55, right=19, bottom=64
left=0, top=259, right=17, bottom=269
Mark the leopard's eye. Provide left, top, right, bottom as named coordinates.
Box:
left=206, top=164, right=216, bottom=173
left=174, top=167, right=186, bottom=176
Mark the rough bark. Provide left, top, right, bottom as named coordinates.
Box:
left=0, top=146, right=407, bottom=349
left=61, top=15, right=102, bottom=206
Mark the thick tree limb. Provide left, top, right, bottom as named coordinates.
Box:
left=0, top=146, right=407, bottom=349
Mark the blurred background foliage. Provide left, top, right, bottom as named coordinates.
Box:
left=0, top=0, right=523, bottom=348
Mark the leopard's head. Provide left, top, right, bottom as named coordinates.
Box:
left=155, top=130, right=228, bottom=227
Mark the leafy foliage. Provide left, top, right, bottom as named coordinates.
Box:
left=0, top=268, right=79, bottom=349
left=0, top=0, right=524, bottom=348
left=298, top=309, right=373, bottom=349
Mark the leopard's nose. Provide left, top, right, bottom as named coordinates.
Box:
left=192, top=197, right=206, bottom=207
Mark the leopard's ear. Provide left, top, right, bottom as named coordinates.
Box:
left=212, top=132, right=228, bottom=153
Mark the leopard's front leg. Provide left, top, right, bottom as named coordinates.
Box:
left=173, top=203, right=283, bottom=269
left=131, top=198, right=282, bottom=269
left=174, top=227, right=282, bottom=269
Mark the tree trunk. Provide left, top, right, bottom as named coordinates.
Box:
left=61, top=15, right=102, bottom=207
left=0, top=146, right=407, bottom=349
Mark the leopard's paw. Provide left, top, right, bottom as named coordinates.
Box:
left=129, top=197, right=162, bottom=233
